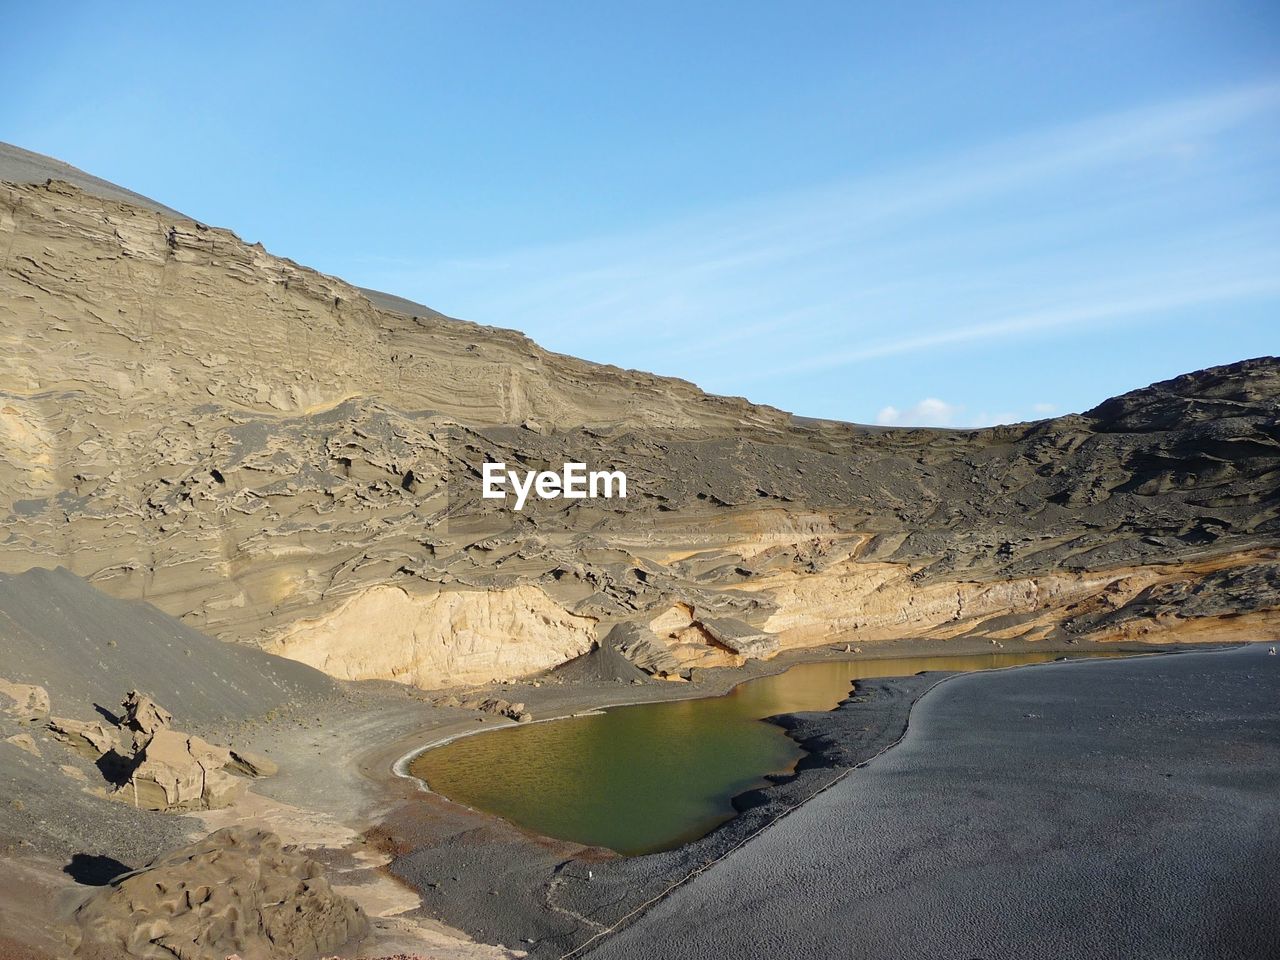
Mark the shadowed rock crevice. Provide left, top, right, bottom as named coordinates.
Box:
left=62, top=853, right=131, bottom=887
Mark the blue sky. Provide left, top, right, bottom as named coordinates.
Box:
left=3, top=1, right=1278, bottom=425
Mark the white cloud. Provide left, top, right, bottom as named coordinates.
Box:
left=875, top=398, right=960, bottom=427
left=880, top=401, right=1065, bottom=428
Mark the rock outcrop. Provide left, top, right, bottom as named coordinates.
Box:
left=121, top=689, right=172, bottom=739
left=46, top=690, right=273, bottom=811
left=432, top=694, right=534, bottom=723
left=47, top=717, right=119, bottom=760
left=0, top=678, right=49, bottom=723
left=73, top=826, right=368, bottom=960
left=265, top=583, right=597, bottom=687
left=117, top=728, right=245, bottom=811
left=1, top=153, right=1277, bottom=692
left=227, top=747, right=279, bottom=779
left=607, top=622, right=683, bottom=677
left=696, top=617, right=779, bottom=660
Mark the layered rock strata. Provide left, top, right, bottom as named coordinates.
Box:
left=1, top=164, right=1276, bottom=688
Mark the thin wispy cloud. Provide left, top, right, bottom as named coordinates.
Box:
left=768, top=274, right=1280, bottom=378
left=360, top=81, right=1280, bottom=423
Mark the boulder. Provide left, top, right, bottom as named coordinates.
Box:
left=73, top=827, right=368, bottom=959
left=451, top=696, right=535, bottom=722
left=0, top=677, right=50, bottom=723
left=479, top=698, right=531, bottom=721
left=185, top=732, right=233, bottom=770
left=47, top=717, right=119, bottom=760
left=697, top=617, right=780, bottom=660
left=116, top=729, right=205, bottom=809
left=121, top=689, right=172, bottom=735
left=607, top=621, right=683, bottom=676
left=201, top=767, right=246, bottom=809
left=115, top=730, right=241, bottom=811
left=226, top=747, right=279, bottom=778
left=46, top=690, right=274, bottom=810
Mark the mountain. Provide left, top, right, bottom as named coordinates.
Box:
left=2, top=144, right=1276, bottom=688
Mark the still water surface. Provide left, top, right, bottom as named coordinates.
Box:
left=411, top=652, right=1119, bottom=855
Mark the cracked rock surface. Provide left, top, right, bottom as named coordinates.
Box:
left=1, top=148, right=1277, bottom=691
left=72, top=826, right=368, bottom=960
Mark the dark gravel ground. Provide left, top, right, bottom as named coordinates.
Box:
left=0, top=567, right=338, bottom=733
left=586, top=644, right=1280, bottom=960
left=385, top=673, right=939, bottom=957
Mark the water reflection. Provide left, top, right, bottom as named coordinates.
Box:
left=412, top=651, right=1119, bottom=855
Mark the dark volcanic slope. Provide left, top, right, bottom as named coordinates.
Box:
left=1, top=144, right=1277, bottom=691
left=588, top=645, right=1280, bottom=960
left=0, top=567, right=344, bottom=915
left=0, top=567, right=336, bottom=727
left=0, top=142, right=185, bottom=218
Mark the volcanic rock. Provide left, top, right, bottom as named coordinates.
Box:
left=47, top=717, right=119, bottom=761
left=607, top=622, right=683, bottom=677
left=113, top=729, right=243, bottom=811
left=226, top=747, right=279, bottom=779
left=72, top=826, right=368, bottom=959
left=121, top=689, right=172, bottom=736
left=0, top=678, right=49, bottom=724
left=697, top=617, right=780, bottom=660
left=0, top=149, right=1277, bottom=694
left=43, top=688, right=275, bottom=811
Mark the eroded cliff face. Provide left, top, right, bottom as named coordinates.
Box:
left=264, top=584, right=596, bottom=687
left=743, top=549, right=1280, bottom=649
left=1, top=167, right=1277, bottom=688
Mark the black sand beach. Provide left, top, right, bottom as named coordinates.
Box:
left=586, top=645, right=1280, bottom=960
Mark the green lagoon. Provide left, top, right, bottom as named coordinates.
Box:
left=411, top=651, right=1119, bottom=855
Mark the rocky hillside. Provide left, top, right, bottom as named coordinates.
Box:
left=2, top=146, right=1276, bottom=687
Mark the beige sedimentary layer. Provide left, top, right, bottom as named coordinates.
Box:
left=741, top=550, right=1278, bottom=649
left=2, top=177, right=1276, bottom=689
left=745, top=562, right=1138, bottom=645
left=264, top=583, right=597, bottom=687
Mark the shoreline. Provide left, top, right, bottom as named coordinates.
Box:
left=389, top=636, right=1168, bottom=788
left=389, top=642, right=1175, bottom=823
left=538, top=647, right=1204, bottom=958
left=583, top=642, right=1280, bottom=960
left=0, top=627, right=1251, bottom=958
left=370, top=639, right=1216, bottom=958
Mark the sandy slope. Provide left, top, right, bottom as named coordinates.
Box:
left=0, top=568, right=528, bottom=957
left=0, top=567, right=336, bottom=727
